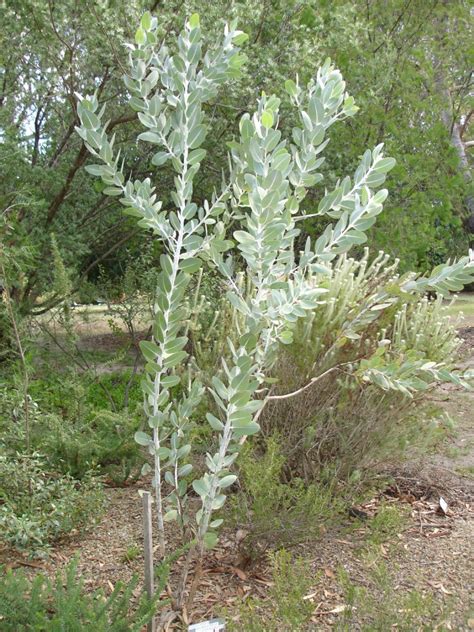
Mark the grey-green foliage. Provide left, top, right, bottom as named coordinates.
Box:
left=0, top=453, right=105, bottom=555
left=76, top=10, right=474, bottom=573
left=402, top=252, right=474, bottom=295
left=77, top=12, right=247, bottom=555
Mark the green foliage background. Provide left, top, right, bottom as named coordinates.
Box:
left=1, top=0, right=472, bottom=315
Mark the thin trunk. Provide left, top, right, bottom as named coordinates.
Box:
left=435, top=7, right=473, bottom=235
left=0, top=262, right=30, bottom=451
left=45, top=145, right=87, bottom=226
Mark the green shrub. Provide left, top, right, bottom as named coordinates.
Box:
left=86, top=370, right=143, bottom=412
left=0, top=371, right=145, bottom=483
left=27, top=370, right=86, bottom=415
left=230, top=436, right=344, bottom=559
left=0, top=559, right=157, bottom=631
left=0, top=454, right=105, bottom=555
left=39, top=409, right=144, bottom=483
left=27, top=369, right=143, bottom=416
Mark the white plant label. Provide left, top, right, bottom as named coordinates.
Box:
left=188, top=619, right=225, bottom=632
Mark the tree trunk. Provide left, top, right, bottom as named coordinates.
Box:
left=435, top=7, right=473, bottom=238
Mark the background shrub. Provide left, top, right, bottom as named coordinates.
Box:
left=39, top=409, right=144, bottom=483
left=0, top=454, right=105, bottom=554
left=191, top=251, right=460, bottom=487
left=0, top=371, right=145, bottom=484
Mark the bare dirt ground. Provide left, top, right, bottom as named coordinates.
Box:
left=3, top=309, right=473, bottom=630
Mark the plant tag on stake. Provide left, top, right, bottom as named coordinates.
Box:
left=188, top=619, right=225, bottom=632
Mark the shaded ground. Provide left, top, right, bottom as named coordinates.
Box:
left=2, top=303, right=473, bottom=630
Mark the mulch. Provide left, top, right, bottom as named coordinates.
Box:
left=1, top=469, right=472, bottom=630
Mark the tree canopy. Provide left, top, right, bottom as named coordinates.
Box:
left=1, top=0, right=472, bottom=314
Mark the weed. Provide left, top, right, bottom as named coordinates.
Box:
left=366, top=502, right=408, bottom=547
left=446, top=444, right=471, bottom=459
left=336, top=562, right=450, bottom=631
left=121, top=544, right=141, bottom=564
left=455, top=465, right=474, bottom=478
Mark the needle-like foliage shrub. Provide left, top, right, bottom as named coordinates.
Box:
left=0, top=375, right=144, bottom=484
left=259, top=251, right=465, bottom=480
left=76, top=10, right=473, bottom=613
left=0, top=559, right=158, bottom=631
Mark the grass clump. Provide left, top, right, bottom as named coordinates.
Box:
left=121, top=543, right=141, bottom=564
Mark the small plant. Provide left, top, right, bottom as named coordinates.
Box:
left=365, top=502, right=407, bottom=547
left=121, top=543, right=141, bottom=564
left=0, top=558, right=159, bottom=631
left=227, top=549, right=315, bottom=631
left=230, top=435, right=343, bottom=560
left=336, top=562, right=449, bottom=631
left=0, top=245, right=32, bottom=450
left=0, top=453, right=105, bottom=555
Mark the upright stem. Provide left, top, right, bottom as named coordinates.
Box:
left=149, top=60, right=191, bottom=556
left=1, top=261, right=30, bottom=452
left=197, top=422, right=233, bottom=556
left=142, top=491, right=156, bottom=632
left=151, top=237, right=183, bottom=556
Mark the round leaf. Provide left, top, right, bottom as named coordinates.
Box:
left=135, top=431, right=151, bottom=446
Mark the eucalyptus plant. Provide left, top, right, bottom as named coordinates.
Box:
left=76, top=11, right=474, bottom=615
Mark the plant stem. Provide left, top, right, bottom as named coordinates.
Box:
left=149, top=59, right=192, bottom=556
left=1, top=261, right=30, bottom=452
